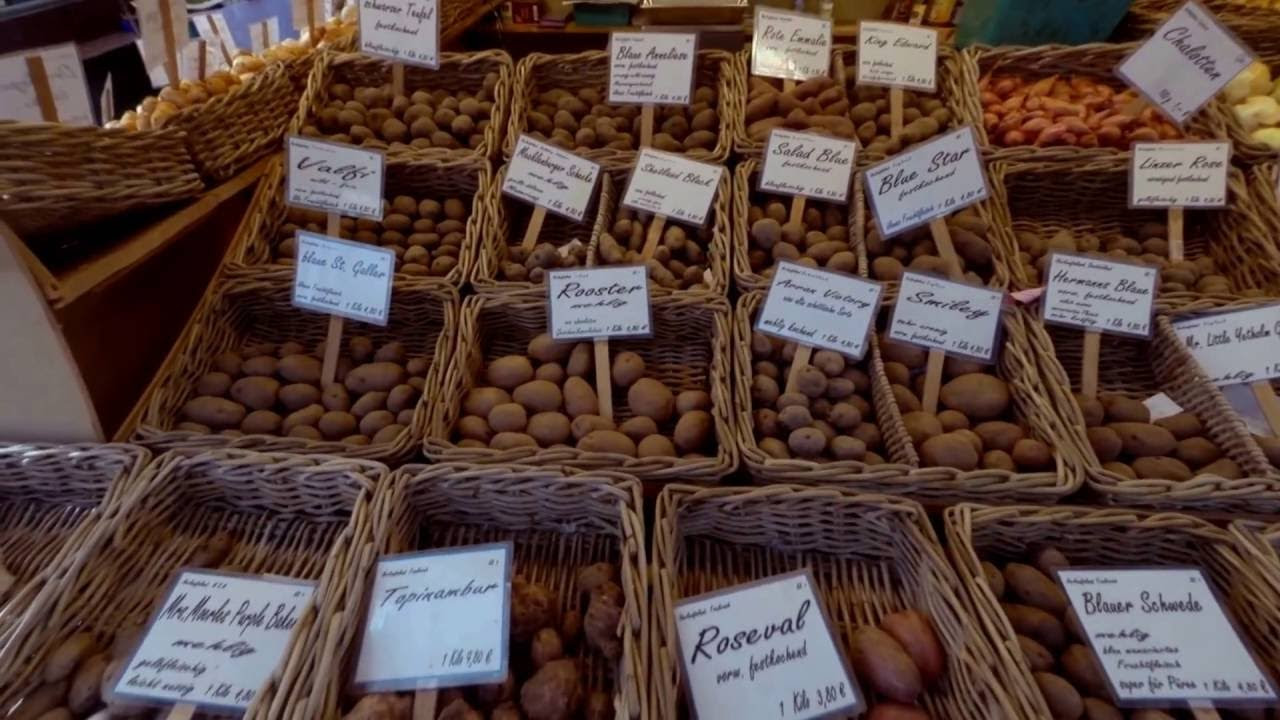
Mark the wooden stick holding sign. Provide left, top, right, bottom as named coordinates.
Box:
left=857, top=20, right=940, bottom=145
left=503, top=132, right=601, bottom=262
left=917, top=217, right=965, bottom=414
left=750, top=6, right=832, bottom=110
left=22, top=56, right=58, bottom=122
left=157, top=0, right=181, bottom=90
left=1252, top=381, right=1280, bottom=438
left=319, top=211, right=343, bottom=386
left=412, top=690, right=438, bottom=720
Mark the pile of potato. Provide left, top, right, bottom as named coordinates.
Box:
left=867, top=209, right=995, bottom=285
left=457, top=334, right=714, bottom=458
left=1077, top=394, right=1238, bottom=481
left=525, top=86, right=720, bottom=154
left=746, top=197, right=854, bottom=279
left=1014, top=225, right=1231, bottom=294
left=1226, top=60, right=1280, bottom=150
left=596, top=208, right=712, bottom=291
left=500, top=240, right=589, bottom=283
left=279, top=194, right=470, bottom=276
left=850, top=610, right=948, bottom=719
left=749, top=331, right=887, bottom=463
left=180, top=337, right=427, bottom=444
left=344, top=562, right=621, bottom=720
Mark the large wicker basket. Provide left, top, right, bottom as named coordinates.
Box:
left=260, top=463, right=647, bottom=720
left=1228, top=520, right=1280, bottom=674
left=653, top=485, right=1022, bottom=720
left=945, top=503, right=1278, bottom=720
left=1126, top=0, right=1280, bottom=65
left=424, top=289, right=737, bottom=484
left=1249, top=162, right=1280, bottom=239
left=124, top=272, right=458, bottom=464
left=1204, top=96, right=1280, bottom=166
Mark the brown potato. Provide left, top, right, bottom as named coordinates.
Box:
left=849, top=627, right=922, bottom=703
left=982, top=561, right=1005, bottom=597
left=577, top=430, right=637, bottom=456
left=940, top=374, right=1011, bottom=421
left=43, top=632, right=95, bottom=682
left=278, top=354, right=323, bottom=384
left=490, top=431, right=538, bottom=450
left=1034, top=672, right=1084, bottom=720
left=514, top=380, right=564, bottom=413
left=1175, top=436, right=1221, bottom=467
left=183, top=396, right=247, bottom=429
left=196, top=372, right=233, bottom=397
left=1017, top=634, right=1055, bottom=672
left=1004, top=563, right=1067, bottom=615
left=673, top=410, right=712, bottom=452
left=903, top=411, right=943, bottom=444
left=571, top=414, right=615, bottom=440
left=1105, top=396, right=1150, bottom=423
left=1061, top=644, right=1108, bottom=697
left=345, top=362, right=407, bottom=394
left=230, top=376, right=280, bottom=411
left=1109, top=422, right=1177, bottom=457
left=920, top=433, right=979, bottom=470
left=351, top=391, right=389, bottom=418
left=318, top=411, right=358, bottom=439
left=628, top=378, right=675, bottom=422
left=489, top=403, right=529, bottom=433
left=879, top=610, right=945, bottom=685
left=1002, top=603, right=1065, bottom=651
left=487, top=355, right=536, bottom=389
left=1011, top=438, right=1054, bottom=471
left=611, top=351, right=646, bottom=387
left=866, top=703, right=930, bottom=720
left=521, top=659, right=582, bottom=720
left=1132, top=455, right=1192, bottom=480
left=528, top=412, right=572, bottom=446
left=241, top=410, right=283, bottom=435
left=638, top=434, right=677, bottom=457
left=974, top=421, right=1024, bottom=452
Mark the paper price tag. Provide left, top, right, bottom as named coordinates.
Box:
left=751, top=7, right=832, bottom=82
left=864, top=126, right=989, bottom=238
left=503, top=135, right=601, bottom=222
left=1054, top=566, right=1279, bottom=707
left=547, top=266, right=652, bottom=341
left=621, top=148, right=723, bottom=226
left=607, top=32, right=697, bottom=105
left=759, top=129, right=856, bottom=203
left=112, top=570, right=315, bottom=713
left=285, top=136, right=385, bottom=220
left=1116, top=0, right=1255, bottom=125
left=755, top=262, right=882, bottom=360
left=1130, top=141, right=1231, bottom=208
left=292, top=232, right=395, bottom=325
left=193, top=13, right=236, bottom=62
left=889, top=272, right=1003, bottom=362
left=675, top=570, right=863, bottom=720
left=359, top=0, right=439, bottom=68
left=1042, top=253, right=1157, bottom=339
left=0, top=44, right=94, bottom=125
left=135, top=0, right=189, bottom=72
left=353, top=543, right=511, bottom=692
left=1172, top=305, right=1280, bottom=385
left=856, top=21, right=938, bottom=92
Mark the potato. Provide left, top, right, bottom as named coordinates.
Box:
left=1017, top=634, right=1055, bottom=672
left=1200, top=457, right=1243, bottom=479
left=1075, top=394, right=1104, bottom=427
left=531, top=627, right=564, bottom=668
left=866, top=703, right=930, bottom=720
left=1109, top=422, right=1177, bottom=457
left=528, top=333, right=572, bottom=364
left=242, top=410, right=283, bottom=435
left=196, top=372, right=233, bottom=397
left=1061, top=643, right=1108, bottom=697
left=1132, top=456, right=1192, bottom=480
left=676, top=390, right=711, bottom=413
left=983, top=449, right=1017, bottom=471
left=1002, top=603, right=1065, bottom=650
left=578, top=430, right=637, bottom=456
left=1082, top=698, right=1123, bottom=720
left=1103, top=461, right=1137, bottom=479
left=1105, top=397, right=1150, bottom=423
left=879, top=610, right=945, bottom=685
left=788, top=427, right=827, bottom=457
left=230, top=376, right=280, bottom=411
left=283, top=404, right=324, bottom=432
left=628, top=378, right=675, bottom=422
left=584, top=581, right=623, bottom=658
left=44, top=632, right=95, bottom=682
left=520, top=659, right=583, bottom=720
left=611, top=352, right=646, bottom=387
left=487, top=355, right=536, bottom=389
left=528, top=412, right=572, bottom=446
left=351, top=391, right=389, bottom=418
left=902, top=411, right=943, bottom=444
left=464, top=387, right=511, bottom=418
left=345, top=362, right=407, bottom=393
left=940, top=374, right=1011, bottom=420
left=242, top=355, right=278, bottom=376
left=1004, top=563, right=1067, bottom=615
left=920, top=433, right=979, bottom=471
left=1011, top=438, right=1054, bottom=471
left=1086, top=426, right=1122, bottom=462
left=973, top=421, right=1023, bottom=452
left=183, top=396, right=246, bottom=429
left=278, top=354, right=322, bottom=384
left=457, top=415, right=492, bottom=443
left=318, top=411, right=358, bottom=439
left=1153, top=411, right=1202, bottom=440
left=571, top=414, right=615, bottom=440
left=1034, top=672, right=1084, bottom=720
left=280, top=383, right=322, bottom=411
left=982, top=561, right=1005, bottom=597
left=849, top=626, right=923, bottom=703
left=68, top=652, right=108, bottom=714
left=1175, top=436, right=1221, bottom=467
left=386, top=384, right=418, bottom=414
left=1035, top=548, right=1070, bottom=577
left=489, top=403, right=528, bottom=433
left=673, top=411, right=712, bottom=452
left=212, top=351, right=242, bottom=376
left=937, top=409, right=969, bottom=432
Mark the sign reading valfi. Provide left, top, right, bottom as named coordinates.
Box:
left=292, top=232, right=395, bottom=325
left=1131, top=141, right=1231, bottom=208
left=1172, top=305, right=1280, bottom=385
left=756, top=262, right=882, bottom=360
left=353, top=543, right=511, bottom=692
left=607, top=32, right=697, bottom=105
left=112, top=570, right=315, bottom=713
left=888, top=272, right=1003, bottom=362
left=547, top=266, right=652, bottom=341
left=751, top=7, right=832, bottom=82
left=359, top=0, right=439, bottom=68
left=675, top=570, right=863, bottom=720
left=1042, top=253, right=1158, bottom=339
left=286, top=136, right=386, bottom=220
left=621, top=148, right=723, bottom=225
left=759, top=129, right=856, bottom=203
left=0, top=44, right=94, bottom=125
left=856, top=21, right=938, bottom=92
left=1116, top=0, right=1255, bottom=125
left=1055, top=566, right=1279, bottom=706
left=503, top=135, right=601, bottom=222
left=864, top=126, right=989, bottom=238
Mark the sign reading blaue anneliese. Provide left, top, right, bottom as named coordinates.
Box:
left=547, top=266, right=652, bottom=341
left=888, top=271, right=1003, bottom=362
left=286, top=136, right=386, bottom=220
left=1054, top=566, right=1279, bottom=707
left=1172, top=305, right=1280, bottom=385
left=621, top=148, right=723, bottom=226
left=111, top=570, right=315, bottom=713
left=1042, top=253, right=1158, bottom=339
left=750, top=6, right=832, bottom=82
left=352, top=543, right=512, bottom=692
left=675, top=569, right=863, bottom=720
left=607, top=32, right=697, bottom=106
left=502, top=135, right=601, bottom=223
left=358, top=0, right=439, bottom=68
left=292, top=232, right=395, bottom=326
left=856, top=21, right=939, bottom=93
left=1116, top=0, right=1255, bottom=125
left=1131, top=141, right=1231, bottom=208
left=863, top=126, right=989, bottom=238
left=759, top=129, right=856, bottom=203
left=755, top=262, right=882, bottom=361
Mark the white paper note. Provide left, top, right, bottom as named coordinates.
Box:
left=100, top=72, right=115, bottom=122
left=1042, top=253, right=1158, bottom=339
left=750, top=6, right=832, bottom=82
left=607, top=32, right=697, bottom=105
left=251, top=17, right=283, bottom=54
left=285, top=136, right=386, bottom=220
left=889, top=271, right=1003, bottom=362
left=292, top=232, right=395, bottom=325
left=856, top=21, right=938, bottom=92
left=1130, top=141, right=1230, bottom=208
left=0, top=44, right=94, bottom=126
left=621, top=148, right=723, bottom=226
left=1144, top=392, right=1186, bottom=421
left=547, top=266, right=652, bottom=341
left=193, top=13, right=237, bottom=63
left=358, top=0, right=439, bottom=68
left=759, top=129, right=856, bottom=203
left=755, top=262, right=882, bottom=360
left=1171, top=305, right=1280, bottom=385
left=135, top=0, right=189, bottom=75
left=863, top=126, right=989, bottom=238
left=503, top=135, right=601, bottom=222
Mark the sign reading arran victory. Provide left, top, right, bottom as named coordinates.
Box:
left=755, top=262, right=882, bottom=360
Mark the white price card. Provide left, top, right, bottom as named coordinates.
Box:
left=292, top=231, right=395, bottom=325
left=759, top=129, right=856, bottom=203
left=0, top=43, right=94, bottom=125
left=358, top=0, right=439, bottom=68
left=863, top=126, right=989, bottom=238
left=1172, top=305, right=1280, bottom=385
left=750, top=6, right=832, bottom=82
left=675, top=570, right=863, bottom=720
left=1054, top=566, right=1279, bottom=707
left=250, top=17, right=282, bottom=54
left=755, top=261, right=882, bottom=360
left=193, top=13, right=236, bottom=63
left=135, top=0, right=189, bottom=73
left=856, top=21, right=939, bottom=93
left=888, top=271, right=1003, bottom=362
left=111, top=569, right=315, bottom=713
left=353, top=543, right=512, bottom=692
left=1116, top=0, right=1255, bottom=125
left=547, top=265, right=652, bottom=341
left=503, top=135, right=602, bottom=222
left=607, top=32, right=697, bottom=105
left=285, top=136, right=386, bottom=220
left=1042, top=253, right=1158, bottom=339
left=1130, top=141, right=1231, bottom=208
left=621, top=148, right=723, bottom=226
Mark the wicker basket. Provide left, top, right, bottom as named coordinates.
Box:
left=260, top=462, right=647, bottom=720
left=0, top=121, right=203, bottom=238
left=1228, top=520, right=1280, bottom=675
left=424, top=289, right=737, bottom=484
left=653, top=484, right=1022, bottom=720
left=0, top=448, right=383, bottom=719
left=1126, top=0, right=1280, bottom=65
left=945, top=503, right=1277, bottom=720
left=1249, top=162, right=1280, bottom=238
left=504, top=50, right=735, bottom=170
left=1205, top=95, right=1280, bottom=166
left=125, top=272, right=458, bottom=464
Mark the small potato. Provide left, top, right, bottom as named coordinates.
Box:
left=1035, top=673, right=1084, bottom=720
left=920, top=433, right=979, bottom=471
left=490, top=431, right=537, bottom=450
left=283, top=404, right=325, bottom=433
left=528, top=412, right=572, bottom=446
left=230, top=376, right=280, bottom=411
left=241, top=355, right=278, bottom=376
left=196, top=372, right=233, bottom=397
left=345, top=362, right=407, bottom=394
left=279, top=383, right=321, bottom=411
left=849, top=627, right=922, bottom=703
left=1109, top=422, right=1177, bottom=457
left=1002, top=603, right=1065, bottom=651
left=1175, top=436, right=1221, bottom=467
left=278, top=354, right=323, bottom=384
left=1017, top=634, right=1055, bottom=672
left=1156, top=411, right=1203, bottom=440
left=563, top=376, right=599, bottom=418
left=318, top=411, right=358, bottom=439
left=212, top=352, right=243, bottom=376
left=322, top=383, right=351, bottom=412
left=628, top=378, right=675, bottom=422
left=386, top=384, right=418, bottom=414
left=974, top=421, right=1024, bottom=453
left=940, top=374, right=1011, bottom=421
left=577, top=430, right=637, bottom=456
left=351, top=391, right=390, bottom=418
left=464, top=387, right=511, bottom=418
left=879, top=610, right=945, bottom=685
left=456, top=415, right=491, bottom=443
left=488, top=356, right=536, bottom=389
left=676, top=390, right=711, bottom=413
left=1011, top=438, right=1054, bottom=471
left=44, top=632, right=95, bottom=682
left=1004, top=563, right=1067, bottom=615
left=1061, top=643, right=1108, bottom=697
left=673, top=410, right=712, bottom=452
left=982, top=561, right=1006, bottom=597
left=489, top=403, right=529, bottom=433
left=1087, top=426, right=1122, bottom=462
left=1132, top=455, right=1192, bottom=480
left=902, top=411, right=943, bottom=445
left=638, top=434, right=677, bottom=457
left=611, top=352, right=646, bottom=387
left=241, top=410, right=283, bottom=435
left=68, top=651, right=109, bottom=713
left=788, top=427, right=827, bottom=457
left=183, top=396, right=246, bottom=429
left=571, top=414, right=615, bottom=440
left=514, top=380, right=564, bottom=413
left=528, top=333, right=572, bottom=363
left=531, top=627, right=564, bottom=668
left=619, top=416, right=659, bottom=442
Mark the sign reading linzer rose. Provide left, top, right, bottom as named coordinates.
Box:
left=750, top=6, right=832, bottom=82
left=759, top=129, right=856, bottom=203
left=1130, top=141, right=1230, bottom=208
left=607, top=32, right=697, bottom=105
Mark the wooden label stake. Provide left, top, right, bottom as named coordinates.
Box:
left=785, top=345, right=814, bottom=394
left=521, top=206, right=547, bottom=252
left=158, top=0, right=180, bottom=87
left=1168, top=206, right=1185, bottom=262
left=306, top=0, right=317, bottom=39
left=889, top=87, right=904, bottom=140
left=23, top=56, right=58, bottom=122
left=640, top=104, right=655, bottom=149
left=1081, top=330, right=1101, bottom=400
left=1189, top=703, right=1221, bottom=720
left=1251, top=380, right=1280, bottom=437
left=594, top=339, right=613, bottom=422
left=197, top=39, right=207, bottom=81
left=391, top=62, right=405, bottom=96
left=413, top=690, right=438, bottom=720
left=319, top=212, right=344, bottom=387
left=783, top=79, right=795, bottom=93
left=166, top=703, right=196, bottom=720
left=639, top=214, right=668, bottom=260
left=920, top=216, right=964, bottom=414
left=788, top=195, right=806, bottom=226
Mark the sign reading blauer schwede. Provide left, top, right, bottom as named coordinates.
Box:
left=1042, top=253, right=1158, bottom=339
left=292, top=232, right=395, bottom=326
left=759, top=129, right=856, bottom=203
left=755, top=262, right=882, bottom=360
left=863, top=126, right=989, bottom=238
left=358, top=0, right=439, bottom=68
left=547, top=266, right=652, bottom=341
left=888, top=271, right=1003, bottom=362
left=607, top=31, right=697, bottom=105
left=502, top=134, right=601, bottom=222
left=285, top=136, right=386, bottom=220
